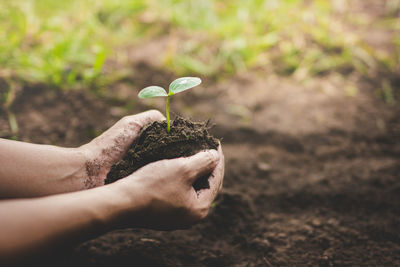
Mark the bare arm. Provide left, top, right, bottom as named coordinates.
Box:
left=0, top=184, right=127, bottom=263
left=0, top=148, right=224, bottom=264
left=0, top=139, right=87, bottom=198
left=0, top=110, right=165, bottom=198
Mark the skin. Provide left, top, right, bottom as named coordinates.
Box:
left=0, top=110, right=225, bottom=264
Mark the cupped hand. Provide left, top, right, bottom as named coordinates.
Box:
left=79, top=110, right=165, bottom=189
left=114, top=145, right=225, bottom=230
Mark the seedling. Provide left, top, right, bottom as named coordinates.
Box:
left=138, top=77, right=202, bottom=132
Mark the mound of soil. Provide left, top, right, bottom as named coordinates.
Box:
left=105, top=117, right=219, bottom=190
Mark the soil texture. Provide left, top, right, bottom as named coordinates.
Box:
left=105, top=117, right=219, bottom=189
left=1, top=72, right=399, bottom=266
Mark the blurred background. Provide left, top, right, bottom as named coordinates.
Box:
left=0, top=0, right=399, bottom=143
left=0, top=0, right=399, bottom=266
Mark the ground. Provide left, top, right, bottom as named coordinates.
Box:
left=1, top=60, right=399, bottom=266
left=0, top=1, right=399, bottom=266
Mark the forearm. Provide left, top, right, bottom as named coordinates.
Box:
left=0, top=139, right=88, bottom=198
left=0, top=183, right=137, bottom=264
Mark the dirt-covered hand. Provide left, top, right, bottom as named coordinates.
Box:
left=79, top=110, right=165, bottom=189
left=112, top=147, right=224, bottom=230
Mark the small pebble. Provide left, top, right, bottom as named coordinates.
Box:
left=257, top=162, right=271, bottom=172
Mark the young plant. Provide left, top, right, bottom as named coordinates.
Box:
left=138, top=77, right=202, bottom=132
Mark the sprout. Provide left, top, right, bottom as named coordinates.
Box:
left=138, top=77, right=202, bottom=132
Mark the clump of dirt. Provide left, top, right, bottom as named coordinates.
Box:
left=105, top=117, right=219, bottom=190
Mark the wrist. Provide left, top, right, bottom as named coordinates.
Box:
left=60, top=146, right=92, bottom=191
left=102, top=177, right=150, bottom=229
left=75, top=145, right=107, bottom=190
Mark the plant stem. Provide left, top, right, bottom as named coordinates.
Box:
left=166, top=94, right=170, bottom=133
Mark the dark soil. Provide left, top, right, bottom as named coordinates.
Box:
left=105, top=117, right=219, bottom=190
left=1, top=73, right=399, bottom=266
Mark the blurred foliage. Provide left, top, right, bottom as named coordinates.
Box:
left=0, top=0, right=399, bottom=99
left=159, top=0, right=399, bottom=79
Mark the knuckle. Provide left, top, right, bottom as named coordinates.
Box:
left=199, top=210, right=210, bottom=221
left=121, top=115, right=131, bottom=122
left=199, top=208, right=210, bottom=220
left=120, top=115, right=134, bottom=125
left=207, top=150, right=219, bottom=165
left=192, top=207, right=209, bottom=222
left=205, top=152, right=214, bottom=164
left=179, top=161, right=193, bottom=177
left=148, top=109, right=164, bottom=118
left=174, top=159, right=185, bottom=171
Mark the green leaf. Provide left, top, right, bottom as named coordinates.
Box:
left=169, top=77, right=201, bottom=95
left=138, top=86, right=168, bottom=98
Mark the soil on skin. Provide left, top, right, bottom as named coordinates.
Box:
left=105, top=117, right=219, bottom=190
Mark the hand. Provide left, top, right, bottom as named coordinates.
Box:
left=79, top=110, right=165, bottom=189
left=112, top=145, right=225, bottom=230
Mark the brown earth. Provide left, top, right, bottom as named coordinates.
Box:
left=0, top=63, right=399, bottom=266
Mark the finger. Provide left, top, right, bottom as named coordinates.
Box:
left=180, top=150, right=219, bottom=185
left=217, top=144, right=225, bottom=191
left=95, top=110, right=164, bottom=141
left=114, top=110, right=165, bottom=142
left=198, top=145, right=224, bottom=204
left=126, top=109, right=166, bottom=129
left=87, top=110, right=165, bottom=164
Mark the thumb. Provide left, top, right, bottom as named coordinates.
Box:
left=83, top=110, right=165, bottom=165
left=103, top=110, right=165, bottom=145
left=126, top=110, right=166, bottom=129
left=180, top=150, right=219, bottom=185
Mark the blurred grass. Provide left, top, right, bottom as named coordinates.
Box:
left=0, top=0, right=143, bottom=89
left=161, top=0, right=399, bottom=79
left=0, top=0, right=399, bottom=99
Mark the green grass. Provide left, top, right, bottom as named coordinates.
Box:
left=0, top=0, right=142, bottom=89
left=160, top=0, right=399, bottom=79
left=0, top=0, right=399, bottom=98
